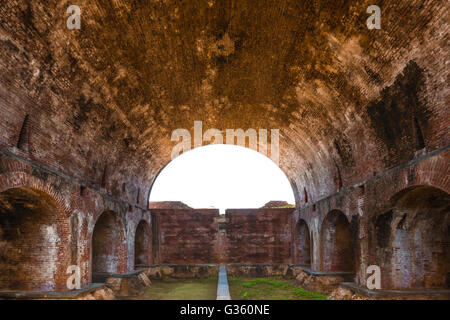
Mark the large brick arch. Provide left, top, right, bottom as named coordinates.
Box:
left=319, top=210, right=355, bottom=273
left=0, top=0, right=448, bottom=299
left=0, top=186, right=71, bottom=291
left=91, top=210, right=127, bottom=276
left=145, top=144, right=298, bottom=210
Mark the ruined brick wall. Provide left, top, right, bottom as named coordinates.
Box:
left=0, top=149, right=448, bottom=292
left=151, top=208, right=220, bottom=263
left=0, top=153, right=152, bottom=291
left=293, top=149, right=450, bottom=289
left=0, top=1, right=448, bottom=293
left=151, top=208, right=294, bottom=264
left=370, top=185, right=450, bottom=290
left=224, top=208, right=294, bottom=264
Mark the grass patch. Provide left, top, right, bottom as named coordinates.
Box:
left=124, top=277, right=218, bottom=300
left=228, top=277, right=326, bottom=300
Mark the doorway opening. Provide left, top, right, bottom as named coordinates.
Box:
left=149, top=144, right=295, bottom=212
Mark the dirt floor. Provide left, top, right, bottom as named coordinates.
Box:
left=123, top=277, right=218, bottom=300
left=227, top=277, right=327, bottom=300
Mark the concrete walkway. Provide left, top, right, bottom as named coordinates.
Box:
left=216, top=265, right=231, bottom=300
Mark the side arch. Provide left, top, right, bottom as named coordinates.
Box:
left=372, top=185, right=449, bottom=289
left=0, top=171, right=72, bottom=217
left=91, top=210, right=127, bottom=277
left=294, top=219, right=311, bottom=265
left=0, top=186, right=71, bottom=291
left=320, top=210, right=355, bottom=273
left=134, top=219, right=152, bottom=266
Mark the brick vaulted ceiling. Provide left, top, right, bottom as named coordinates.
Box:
left=0, top=1, right=448, bottom=207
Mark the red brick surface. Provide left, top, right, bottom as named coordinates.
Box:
left=0, top=153, right=151, bottom=290
left=151, top=208, right=294, bottom=264
left=224, top=209, right=294, bottom=264
left=0, top=142, right=448, bottom=291
left=0, top=1, right=448, bottom=293
left=151, top=209, right=220, bottom=263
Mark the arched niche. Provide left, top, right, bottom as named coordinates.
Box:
left=320, top=210, right=355, bottom=273
left=0, top=187, right=71, bottom=291
left=294, top=219, right=311, bottom=265
left=134, top=220, right=152, bottom=266
left=373, top=185, right=449, bottom=290
left=91, top=210, right=126, bottom=276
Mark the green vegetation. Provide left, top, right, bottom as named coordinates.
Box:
left=123, top=276, right=325, bottom=300
left=125, top=277, right=218, bottom=300
left=228, top=277, right=326, bottom=300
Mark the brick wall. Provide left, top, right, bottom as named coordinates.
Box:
left=0, top=146, right=450, bottom=290
left=0, top=148, right=448, bottom=291
left=0, top=0, right=448, bottom=292
left=0, top=153, right=151, bottom=291
left=151, top=208, right=220, bottom=263
left=151, top=208, right=294, bottom=264
left=224, top=209, right=294, bottom=264
left=293, top=149, right=450, bottom=289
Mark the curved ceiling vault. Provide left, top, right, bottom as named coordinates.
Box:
left=0, top=0, right=448, bottom=207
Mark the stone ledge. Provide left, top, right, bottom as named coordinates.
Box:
left=339, top=282, right=450, bottom=299
left=302, top=269, right=354, bottom=276
left=137, top=263, right=309, bottom=279
left=137, top=264, right=219, bottom=279
left=0, top=283, right=105, bottom=300
left=93, top=270, right=143, bottom=283
left=288, top=264, right=311, bottom=267
left=295, top=270, right=355, bottom=294
left=303, top=269, right=355, bottom=280
left=103, top=271, right=151, bottom=297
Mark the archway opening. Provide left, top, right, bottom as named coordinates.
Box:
left=320, top=210, right=355, bottom=273
left=91, top=211, right=126, bottom=277
left=294, top=219, right=311, bottom=265
left=135, top=220, right=152, bottom=266
left=0, top=187, right=70, bottom=291
left=375, top=185, right=449, bottom=290
left=149, top=144, right=295, bottom=212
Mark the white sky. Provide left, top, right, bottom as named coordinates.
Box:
left=149, top=144, right=295, bottom=213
